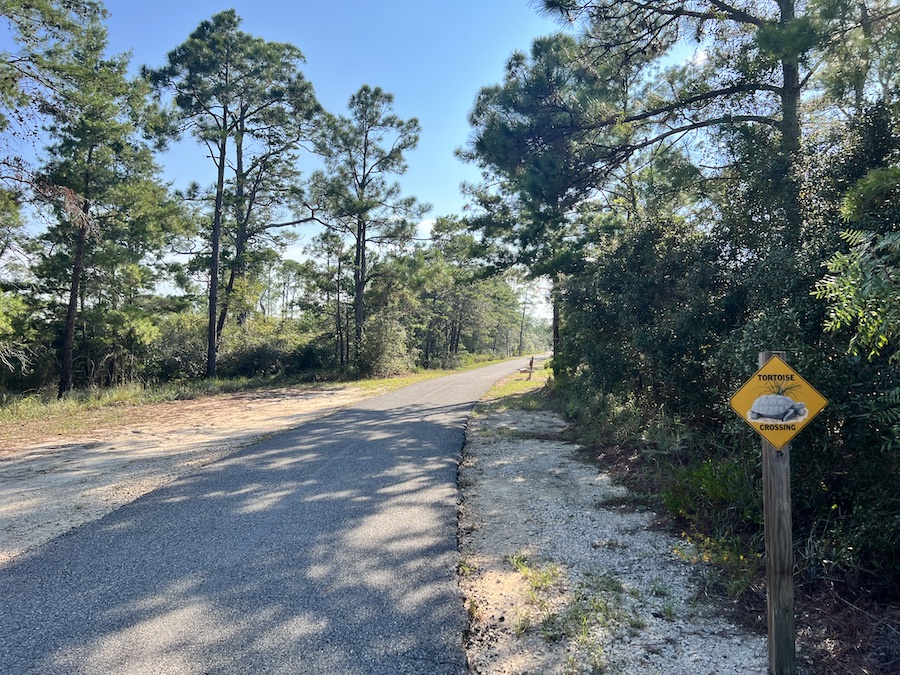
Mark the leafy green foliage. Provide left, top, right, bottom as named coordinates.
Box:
left=0, top=0, right=104, bottom=134
left=815, top=155, right=900, bottom=363
left=143, top=312, right=207, bottom=382
left=217, top=316, right=307, bottom=379
left=0, top=289, right=30, bottom=374
left=557, top=213, right=727, bottom=412
left=816, top=229, right=900, bottom=362
left=463, top=33, right=620, bottom=277
left=357, top=306, right=413, bottom=378
left=662, top=456, right=763, bottom=541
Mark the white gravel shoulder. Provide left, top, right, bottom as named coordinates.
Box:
left=458, top=406, right=767, bottom=674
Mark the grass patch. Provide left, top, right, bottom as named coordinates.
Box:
left=536, top=576, right=639, bottom=671
left=509, top=550, right=562, bottom=591
left=457, top=557, right=477, bottom=577
left=476, top=360, right=555, bottom=416
left=660, top=600, right=677, bottom=621
left=508, top=551, right=640, bottom=673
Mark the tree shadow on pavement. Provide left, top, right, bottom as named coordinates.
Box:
left=0, top=402, right=474, bottom=675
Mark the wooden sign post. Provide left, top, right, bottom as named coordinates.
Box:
left=729, top=351, right=828, bottom=675
left=761, top=351, right=796, bottom=675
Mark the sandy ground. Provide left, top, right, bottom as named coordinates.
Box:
left=458, top=399, right=769, bottom=674
left=0, top=386, right=371, bottom=566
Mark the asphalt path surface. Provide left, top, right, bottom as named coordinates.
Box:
left=0, top=358, right=531, bottom=674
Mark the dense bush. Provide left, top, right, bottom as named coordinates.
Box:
left=286, top=337, right=335, bottom=375
left=357, top=307, right=415, bottom=378
left=217, top=318, right=308, bottom=379
left=143, top=313, right=207, bottom=382
left=552, top=107, right=900, bottom=596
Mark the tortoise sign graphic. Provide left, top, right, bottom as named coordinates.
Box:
left=730, top=354, right=828, bottom=449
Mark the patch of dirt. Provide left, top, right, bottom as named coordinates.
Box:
left=0, top=386, right=370, bottom=565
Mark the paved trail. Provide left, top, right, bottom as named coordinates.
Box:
left=0, top=360, right=528, bottom=674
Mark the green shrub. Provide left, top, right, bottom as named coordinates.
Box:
left=357, top=307, right=414, bottom=378
left=286, top=338, right=335, bottom=374
left=143, top=312, right=206, bottom=382
left=217, top=317, right=306, bottom=378
left=662, top=455, right=763, bottom=538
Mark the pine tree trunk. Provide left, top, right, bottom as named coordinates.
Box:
left=217, top=118, right=248, bottom=338
left=518, top=292, right=528, bottom=356
left=58, top=218, right=88, bottom=398
left=206, top=136, right=228, bottom=379
left=552, top=279, right=560, bottom=361
left=353, top=215, right=366, bottom=360
left=58, top=155, right=93, bottom=399
left=779, top=0, right=802, bottom=252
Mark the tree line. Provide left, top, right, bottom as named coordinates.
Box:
left=463, top=0, right=900, bottom=610
left=0, top=3, right=549, bottom=397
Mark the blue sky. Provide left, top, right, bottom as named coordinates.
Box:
left=103, top=0, right=568, bottom=220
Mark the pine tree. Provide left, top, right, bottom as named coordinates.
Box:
left=36, top=18, right=181, bottom=395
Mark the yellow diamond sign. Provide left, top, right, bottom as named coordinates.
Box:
left=729, top=355, right=828, bottom=449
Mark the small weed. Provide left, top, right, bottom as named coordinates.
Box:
left=661, top=601, right=676, bottom=621
left=509, top=550, right=529, bottom=573
left=457, top=557, right=477, bottom=576
left=585, top=644, right=608, bottom=673
left=531, top=564, right=561, bottom=590
left=649, top=578, right=669, bottom=597
left=563, top=650, right=607, bottom=675
left=514, top=610, right=533, bottom=636
left=586, top=595, right=614, bottom=627
left=575, top=614, right=592, bottom=644
left=627, top=613, right=647, bottom=631
left=563, top=647, right=608, bottom=675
